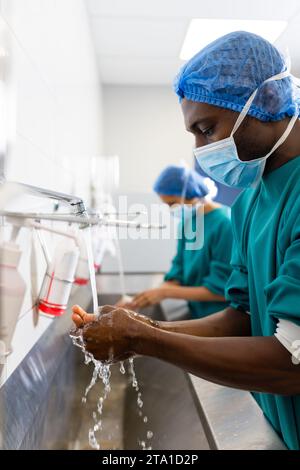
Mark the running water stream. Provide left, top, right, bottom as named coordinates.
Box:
left=128, top=358, right=153, bottom=450
left=83, top=227, right=98, bottom=314
left=70, top=330, right=153, bottom=450
left=70, top=227, right=153, bottom=449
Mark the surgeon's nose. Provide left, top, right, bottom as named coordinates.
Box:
left=195, top=135, right=207, bottom=149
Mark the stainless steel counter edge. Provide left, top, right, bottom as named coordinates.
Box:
left=187, top=375, right=286, bottom=450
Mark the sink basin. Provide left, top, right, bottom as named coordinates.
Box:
left=2, top=280, right=284, bottom=450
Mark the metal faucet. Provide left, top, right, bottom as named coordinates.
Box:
left=0, top=179, right=166, bottom=229
left=1, top=180, right=87, bottom=215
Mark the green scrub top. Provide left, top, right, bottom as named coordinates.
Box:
left=226, top=156, right=300, bottom=450
left=164, top=207, right=232, bottom=319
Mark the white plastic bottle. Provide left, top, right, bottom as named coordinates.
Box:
left=74, top=237, right=90, bottom=286
left=0, top=241, right=26, bottom=354
left=38, top=239, right=79, bottom=317
left=92, top=227, right=116, bottom=273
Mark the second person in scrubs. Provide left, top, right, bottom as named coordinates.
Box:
left=119, top=165, right=233, bottom=318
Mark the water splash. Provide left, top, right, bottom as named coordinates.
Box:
left=70, top=334, right=153, bottom=450
left=70, top=331, right=111, bottom=450
left=128, top=358, right=153, bottom=450
left=137, top=392, right=143, bottom=408
left=119, top=361, right=126, bottom=375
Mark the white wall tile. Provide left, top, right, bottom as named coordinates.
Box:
left=102, top=85, right=193, bottom=273
left=0, top=0, right=103, bottom=381
left=103, top=85, right=193, bottom=193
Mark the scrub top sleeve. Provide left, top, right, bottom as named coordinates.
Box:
left=225, top=238, right=250, bottom=313
left=265, top=233, right=300, bottom=327
left=164, top=224, right=184, bottom=284
left=202, top=220, right=233, bottom=297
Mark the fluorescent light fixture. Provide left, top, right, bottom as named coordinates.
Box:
left=180, top=19, right=288, bottom=60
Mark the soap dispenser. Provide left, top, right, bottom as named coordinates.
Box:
left=38, top=238, right=79, bottom=317
left=74, top=237, right=90, bottom=286
left=0, top=238, right=26, bottom=354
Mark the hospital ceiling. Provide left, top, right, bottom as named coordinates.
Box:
left=86, top=0, right=300, bottom=85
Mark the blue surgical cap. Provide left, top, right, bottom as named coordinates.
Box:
left=153, top=165, right=208, bottom=199
left=174, top=31, right=300, bottom=122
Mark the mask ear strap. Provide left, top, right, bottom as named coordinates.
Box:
left=231, top=69, right=291, bottom=137
left=230, top=89, right=258, bottom=136
left=264, top=112, right=298, bottom=159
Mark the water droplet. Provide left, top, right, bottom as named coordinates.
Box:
left=89, top=429, right=100, bottom=450
left=147, top=431, right=153, bottom=440
left=137, top=397, right=143, bottom=408
left=138, top=440, right=146, bottom=450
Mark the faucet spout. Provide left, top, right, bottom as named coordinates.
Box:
left=2, top=180, right=87, bottom=215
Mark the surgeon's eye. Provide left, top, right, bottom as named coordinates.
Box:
left=202, top=127, right=214, bottom=137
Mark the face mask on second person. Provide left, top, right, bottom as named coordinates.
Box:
left=193, top=70, right=298, bottom=189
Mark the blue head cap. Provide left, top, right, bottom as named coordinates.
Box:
left=174, top=31, right=300, bottom=122
left=153, top=165, right=209, bottom=199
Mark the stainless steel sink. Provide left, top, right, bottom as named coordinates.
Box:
left=1, top=276, right=286, bottom=450
left=57, top=294, right=209, bottom=450
left=56, top=353, right=209, bottom=450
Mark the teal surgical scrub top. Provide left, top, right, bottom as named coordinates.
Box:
left=164, top=207, right=232, bottom=319
left=226, top=156, right=300, bottom=450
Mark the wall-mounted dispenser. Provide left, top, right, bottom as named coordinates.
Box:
left=35, top=226, right=79, bottom=317
left=93, top=229, right=116, bottom=273
left=74, top=226, right=117, bottom=283
left=0, top=225, right=26, bottom=354
left=74, top=235, right=90, bottom=286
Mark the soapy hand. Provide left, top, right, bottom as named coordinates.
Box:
left=115, top=294, right=134, bottom=308
left=71, top=305, right=159, bottom=363
left=128, top=288, right=168, bottom=309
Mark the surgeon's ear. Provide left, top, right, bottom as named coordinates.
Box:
left=256, top=82, right=281, bottom=115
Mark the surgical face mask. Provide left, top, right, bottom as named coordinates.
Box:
left=194, top=70, right=298, bottom=189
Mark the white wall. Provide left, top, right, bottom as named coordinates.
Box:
left=0, top=0, right=103, bottom=383
left=103, top=85, right=194, bottom=193
left=102, top=85, right=194, bottom=273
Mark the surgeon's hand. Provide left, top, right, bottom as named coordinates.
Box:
left=71, top=305, right=159, bottom=363
left=129, top=288, right=168, bottom=309
left=115, top=295, right=134, bottom=309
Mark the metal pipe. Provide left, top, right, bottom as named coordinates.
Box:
left=0, top=211, right=166, bottom=230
